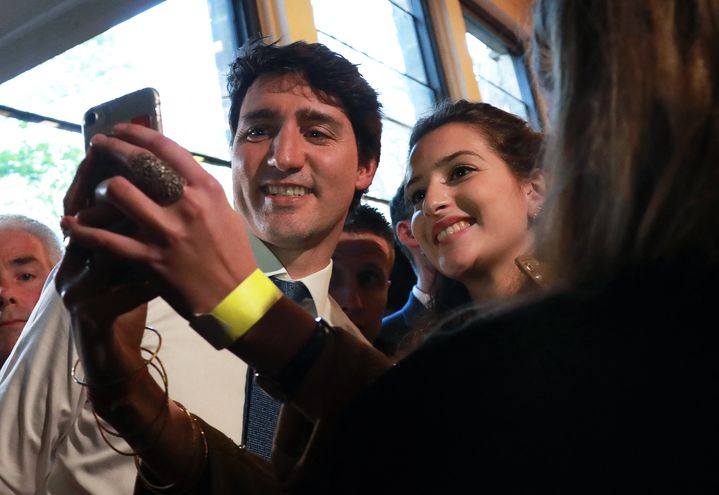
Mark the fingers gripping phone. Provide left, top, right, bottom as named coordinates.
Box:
left=79, top=88, right=285, bottom=277
left=82, top=87, right=162, bottom=150
left=79, top=87, right=176, bottom=206
left=76, top=87, right=164, bottom=237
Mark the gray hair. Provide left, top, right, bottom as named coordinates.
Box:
left=0, top=214, right=63, bottom=265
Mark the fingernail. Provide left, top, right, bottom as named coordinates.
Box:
left=59, top=216, right=71, bottom=238
left=94, top=178, right=112, bottom=202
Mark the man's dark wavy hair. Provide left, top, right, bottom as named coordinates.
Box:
left=227, top=39, right=383, bottom=210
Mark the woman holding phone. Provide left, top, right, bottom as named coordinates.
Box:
left=60, top=0, right=719, bottom=491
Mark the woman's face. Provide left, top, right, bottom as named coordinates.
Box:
left=406, top=122, right=537, bottom=284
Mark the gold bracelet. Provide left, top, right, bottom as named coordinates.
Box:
left=134, top=456, right=176, bottom=493
left=92, top=355, right=170, bottom=456
left=72, top=326, right=162, bottom=387
left=134, top=401, right=208, bottom=494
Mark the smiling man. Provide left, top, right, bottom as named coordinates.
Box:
left=0, top=39, right=383, bottom=494
left=0, top=215, right=61, bottom=368
left=226, top=40, right=381, bottom=459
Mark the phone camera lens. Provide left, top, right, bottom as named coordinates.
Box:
left=85, top=111, right=99, bottom=126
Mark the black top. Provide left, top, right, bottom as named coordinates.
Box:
left=315, top=261, right=719, bottom=493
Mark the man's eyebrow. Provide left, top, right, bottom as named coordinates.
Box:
left=238, top=108, right=278, bottom=122
left=9, top=256, right=40, bottom=268
left=296, top=108, right=343, bottom=128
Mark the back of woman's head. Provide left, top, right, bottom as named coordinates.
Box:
left=533, top=0, right=719, bottom=288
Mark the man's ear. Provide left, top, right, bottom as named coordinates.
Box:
left=355, top=157, right=379, bottom=191
left=524, top=169, right=546, bottom=219
left=396, top=219, right=419, bottom=248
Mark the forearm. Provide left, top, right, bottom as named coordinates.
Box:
left=73, top=308, right=202, bottom=490
left=228, top=297, right=392, bottom=421
left=89, top=368, right=204, bottom=491
left=133, top=417, right=280, bottom=495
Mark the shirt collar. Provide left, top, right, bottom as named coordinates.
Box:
left=265, top=260, right=333, bottom=322
left=412, top=285, right=432, bottom=307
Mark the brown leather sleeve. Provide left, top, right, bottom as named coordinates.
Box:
left=230, top=298, right=393, bottom=421
left=134, top=418, right=282, bottom=495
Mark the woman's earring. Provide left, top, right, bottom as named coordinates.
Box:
left=532, top=205, right=543, bottom=222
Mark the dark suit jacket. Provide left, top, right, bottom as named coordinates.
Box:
left=375, top=292, right=429, bottom=357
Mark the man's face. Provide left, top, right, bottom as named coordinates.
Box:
left=231, top=73, right=377, bottom=254
left=0, top=230, right=53, bottom=365
left=329, top=231, right=394, bottom=343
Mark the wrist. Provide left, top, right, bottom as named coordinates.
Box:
left=189, top=268, right=282, bottom=349
left=255, top=316, right=334, bottom=401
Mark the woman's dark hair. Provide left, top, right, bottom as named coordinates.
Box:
left=227, top=39, right=383, bottom=211
left=408, top=99, right=543, bottom=182
left=532, top=0, right=719, bottom=288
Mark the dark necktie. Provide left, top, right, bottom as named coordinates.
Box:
left=242, top=278, right=315, bottom=459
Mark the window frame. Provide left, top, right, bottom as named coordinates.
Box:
left=462, top=2, right=541, bottom=129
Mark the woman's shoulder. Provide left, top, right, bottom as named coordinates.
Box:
left=426, top=258, right=719, bottom=356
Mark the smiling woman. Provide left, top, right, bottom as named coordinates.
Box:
left=404, top=99, right=546, bottom=307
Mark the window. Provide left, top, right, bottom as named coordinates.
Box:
left=310, top=0, right=444, bottom=216
left=0, top=0, right=244, bottom=236
left=463, top=11, right=539, bottom=129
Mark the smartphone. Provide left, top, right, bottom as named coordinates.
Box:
left=82, top=87, right=162, bottom=150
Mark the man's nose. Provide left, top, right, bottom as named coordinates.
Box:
left=334, top=282, right=362, bottom=311
left=267, top=128, right=305, bottom=172
left=0, top=286, right=16, bottom=309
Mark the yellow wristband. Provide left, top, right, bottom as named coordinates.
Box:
left=209, top=269, right=282, bottom=341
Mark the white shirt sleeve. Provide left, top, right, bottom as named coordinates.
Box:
left=0, top=268, right=96, bottom=494
left=0, top=269, right=248, bottom=494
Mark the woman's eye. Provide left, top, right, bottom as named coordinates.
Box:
left=19, top=273, right=36, bottom=282
left=449, top=165, right=474, bottom=180
left=408, top=189, right=425, bottom=206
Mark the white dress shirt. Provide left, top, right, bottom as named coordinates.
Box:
left=0, top=260, right=353, bottom=495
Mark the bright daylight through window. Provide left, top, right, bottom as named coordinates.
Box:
left=0, top=0, right=236, bottom=237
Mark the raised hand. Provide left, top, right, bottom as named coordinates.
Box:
left=61, top=124, right=258, bottom=315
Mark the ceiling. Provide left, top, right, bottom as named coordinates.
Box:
left=0, top=0, right=162, bottom=85
left=0, top=0, right=534, bottom=86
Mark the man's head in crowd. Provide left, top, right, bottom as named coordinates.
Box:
left=389, top=183, right=436, bottom=293
left=330, top=204, right=394, bottom=342
left=227, top=39, right=382, bottom=276
left=0, top=215, right=62, bottom=366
